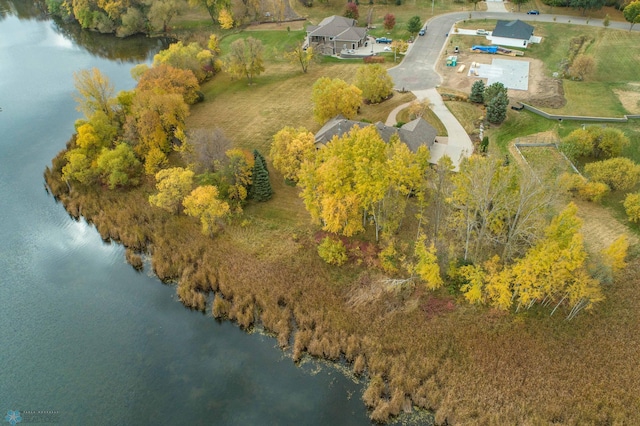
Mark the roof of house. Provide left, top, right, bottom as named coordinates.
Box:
left=315, top=116, right=437, bottom=152
left=307, top=15, right=367, bottom=42
left=492, top=20, right=534, bottom=40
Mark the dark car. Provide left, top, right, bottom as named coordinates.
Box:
left=376, top=37, right=392, bottom=44
left=527, top=9, right=540, bottom=14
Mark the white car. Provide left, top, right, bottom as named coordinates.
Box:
left=383, top=46, right=392, bottom=51
left=476, top=29, right=489, bottom=35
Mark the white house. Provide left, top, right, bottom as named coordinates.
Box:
left=489, top=20, right=535, bottom=48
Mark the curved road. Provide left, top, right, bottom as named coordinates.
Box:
left=387, top=10, right=638, bottom=167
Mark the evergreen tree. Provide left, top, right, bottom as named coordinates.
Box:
left=469, top=80, right=485, bottom=103
left=251, top=149, right=273, bottom=201
left=486, top=92, right=508, bottom=124
left=483, top=82, right=507, bottom=105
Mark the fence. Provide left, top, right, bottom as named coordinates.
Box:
left=517, top=103, right=640, bottom=123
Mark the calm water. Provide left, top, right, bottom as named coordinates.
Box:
left=0, top=10, right=371, bottom=425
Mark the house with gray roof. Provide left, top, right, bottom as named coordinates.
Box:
left=489, top=20, right=535, bottom=48
left=306, top=15, right=368, bottom=55
left=315, top=115, right=438, bottom=160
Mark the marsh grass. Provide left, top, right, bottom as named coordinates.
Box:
left=43, top=17, right=640, bottom=425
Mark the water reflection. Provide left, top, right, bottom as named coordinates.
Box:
left=0, top=0, right=172, bottom=62
left=0, top=0, right=49, bottom=21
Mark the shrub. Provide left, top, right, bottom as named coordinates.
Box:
left=584, top=157, right=640, bottom=191
left=317, top=236, right=348, bottom=265
left=624, top=192, right=640, bottom=223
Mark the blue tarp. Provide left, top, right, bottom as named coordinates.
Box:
left=472, top=45, right=498, bottom=53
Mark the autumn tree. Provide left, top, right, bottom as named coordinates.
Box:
left=624, top=1, right=640, bottom=30
left=584, top=157, right=640, bottom=191
left=412, top=234, right=443, bottom=290
left=94, top=144, right=141, bottom=189
left=118, top=7, right=146, bottom=37
left=344, top=2, right=359, bottom=20
left=569, top=54, right=595, bottom=80
left=562, top=126, right=629, bottom=161
left=469, top=80, right=485, bottom=103
left=74, top=111, right=118, bottom=157
left=149, top=167, right=195, bottom=213
left=218, top=8, right=234, bottom=29
left=188, top=0, right=232, bottom=25
left=298, top=126, right=428, bottom=240
left=602, top=235, right=629, bottom=275
left=623, top=192, right=640, bottom=223
left=270, top=126, right=316, bottom=183
left=183, top=185, right=230, bottom=236
left=147, top=0, right=184, bottom=33
left=355, top=64, right=393, bottom=104
left=181, top=128, right=232, bottom=174
left=62, top=149, right=98, bottom=187
left=448, top=155, right=552, bottom=263
left=456, top=203, right=603, bottom=318
left=407, top=16, right=422, bottom=35
left=224, top=37, right=265, bottom=84
left=136, top=64, right=201, bottom=105
left=285, top=44, right=315, bottom=73
left=73, top=68, right=115, bottom=120
left=222, top=149, right=254, bottom=212
left=153, top=41, right=214, bottom=83
left=127, top=90, right=189, bottom=174
left=311, top=77, right=362, bottom=124
left=383, top=13, right=395, bottom=31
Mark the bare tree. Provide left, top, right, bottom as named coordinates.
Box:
left=181, top=128, right=232, bottom=173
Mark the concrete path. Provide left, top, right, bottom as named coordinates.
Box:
left=485, top=1, right=508, bottom=13
left=385, top=101, right=413, bottom=126
left=415, top=89, right=472, bottom=169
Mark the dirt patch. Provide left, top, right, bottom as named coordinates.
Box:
left=575, top=199, right=639, bottom=253
left=613, top=89, right=640, bottom=114
left=437, top=53, right=566, bottom=109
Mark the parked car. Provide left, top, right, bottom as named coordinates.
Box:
left=476, top=29, right=489, bottom=35
left=376, top=37, right=393, bottom=43
left=383, top=46, right=392, bottom=51
left=418, top=28, right=426, bottom=36
left=527, top=9, right=540, bottom=14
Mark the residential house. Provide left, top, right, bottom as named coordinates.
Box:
left=306, top=15, right=368, bottom=55
left=489, top=20, right=535, bottom=48
left=315, top=115, right=439, bottom=159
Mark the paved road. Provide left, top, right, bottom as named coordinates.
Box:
left=389, top=10, right=639, bottom=92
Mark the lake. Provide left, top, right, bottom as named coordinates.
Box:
left=0, top=7, right=371, bottom=425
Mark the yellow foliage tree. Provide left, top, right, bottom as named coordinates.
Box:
left=413, top=234, right=443, bottom=290
left=311, top=77, right=362, bottom=124
left=149, top=167, right=195, bottom=214
left=218, top=8, right=234, bottom=29
left=183, top=185, right=230, bottom=236
left=270, top=127, right=316, bottom=183
left=285, top=45, right=315, bottom=73
left=602, top=235, right=629, bottom=273
left=355, top=64, right=393, bottom=104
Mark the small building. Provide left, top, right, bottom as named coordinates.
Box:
left=489, top=20, right=535, bottom=48
left=306, top=15, right=368, bottom=55
left=315, top=115, right=438, bottom=158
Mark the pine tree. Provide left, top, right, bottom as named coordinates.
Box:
left=469, top=80, right=485, bottom=103
left=486, top=91, right=508, bottom=124
left=251, top=149, right=272, bottom=201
